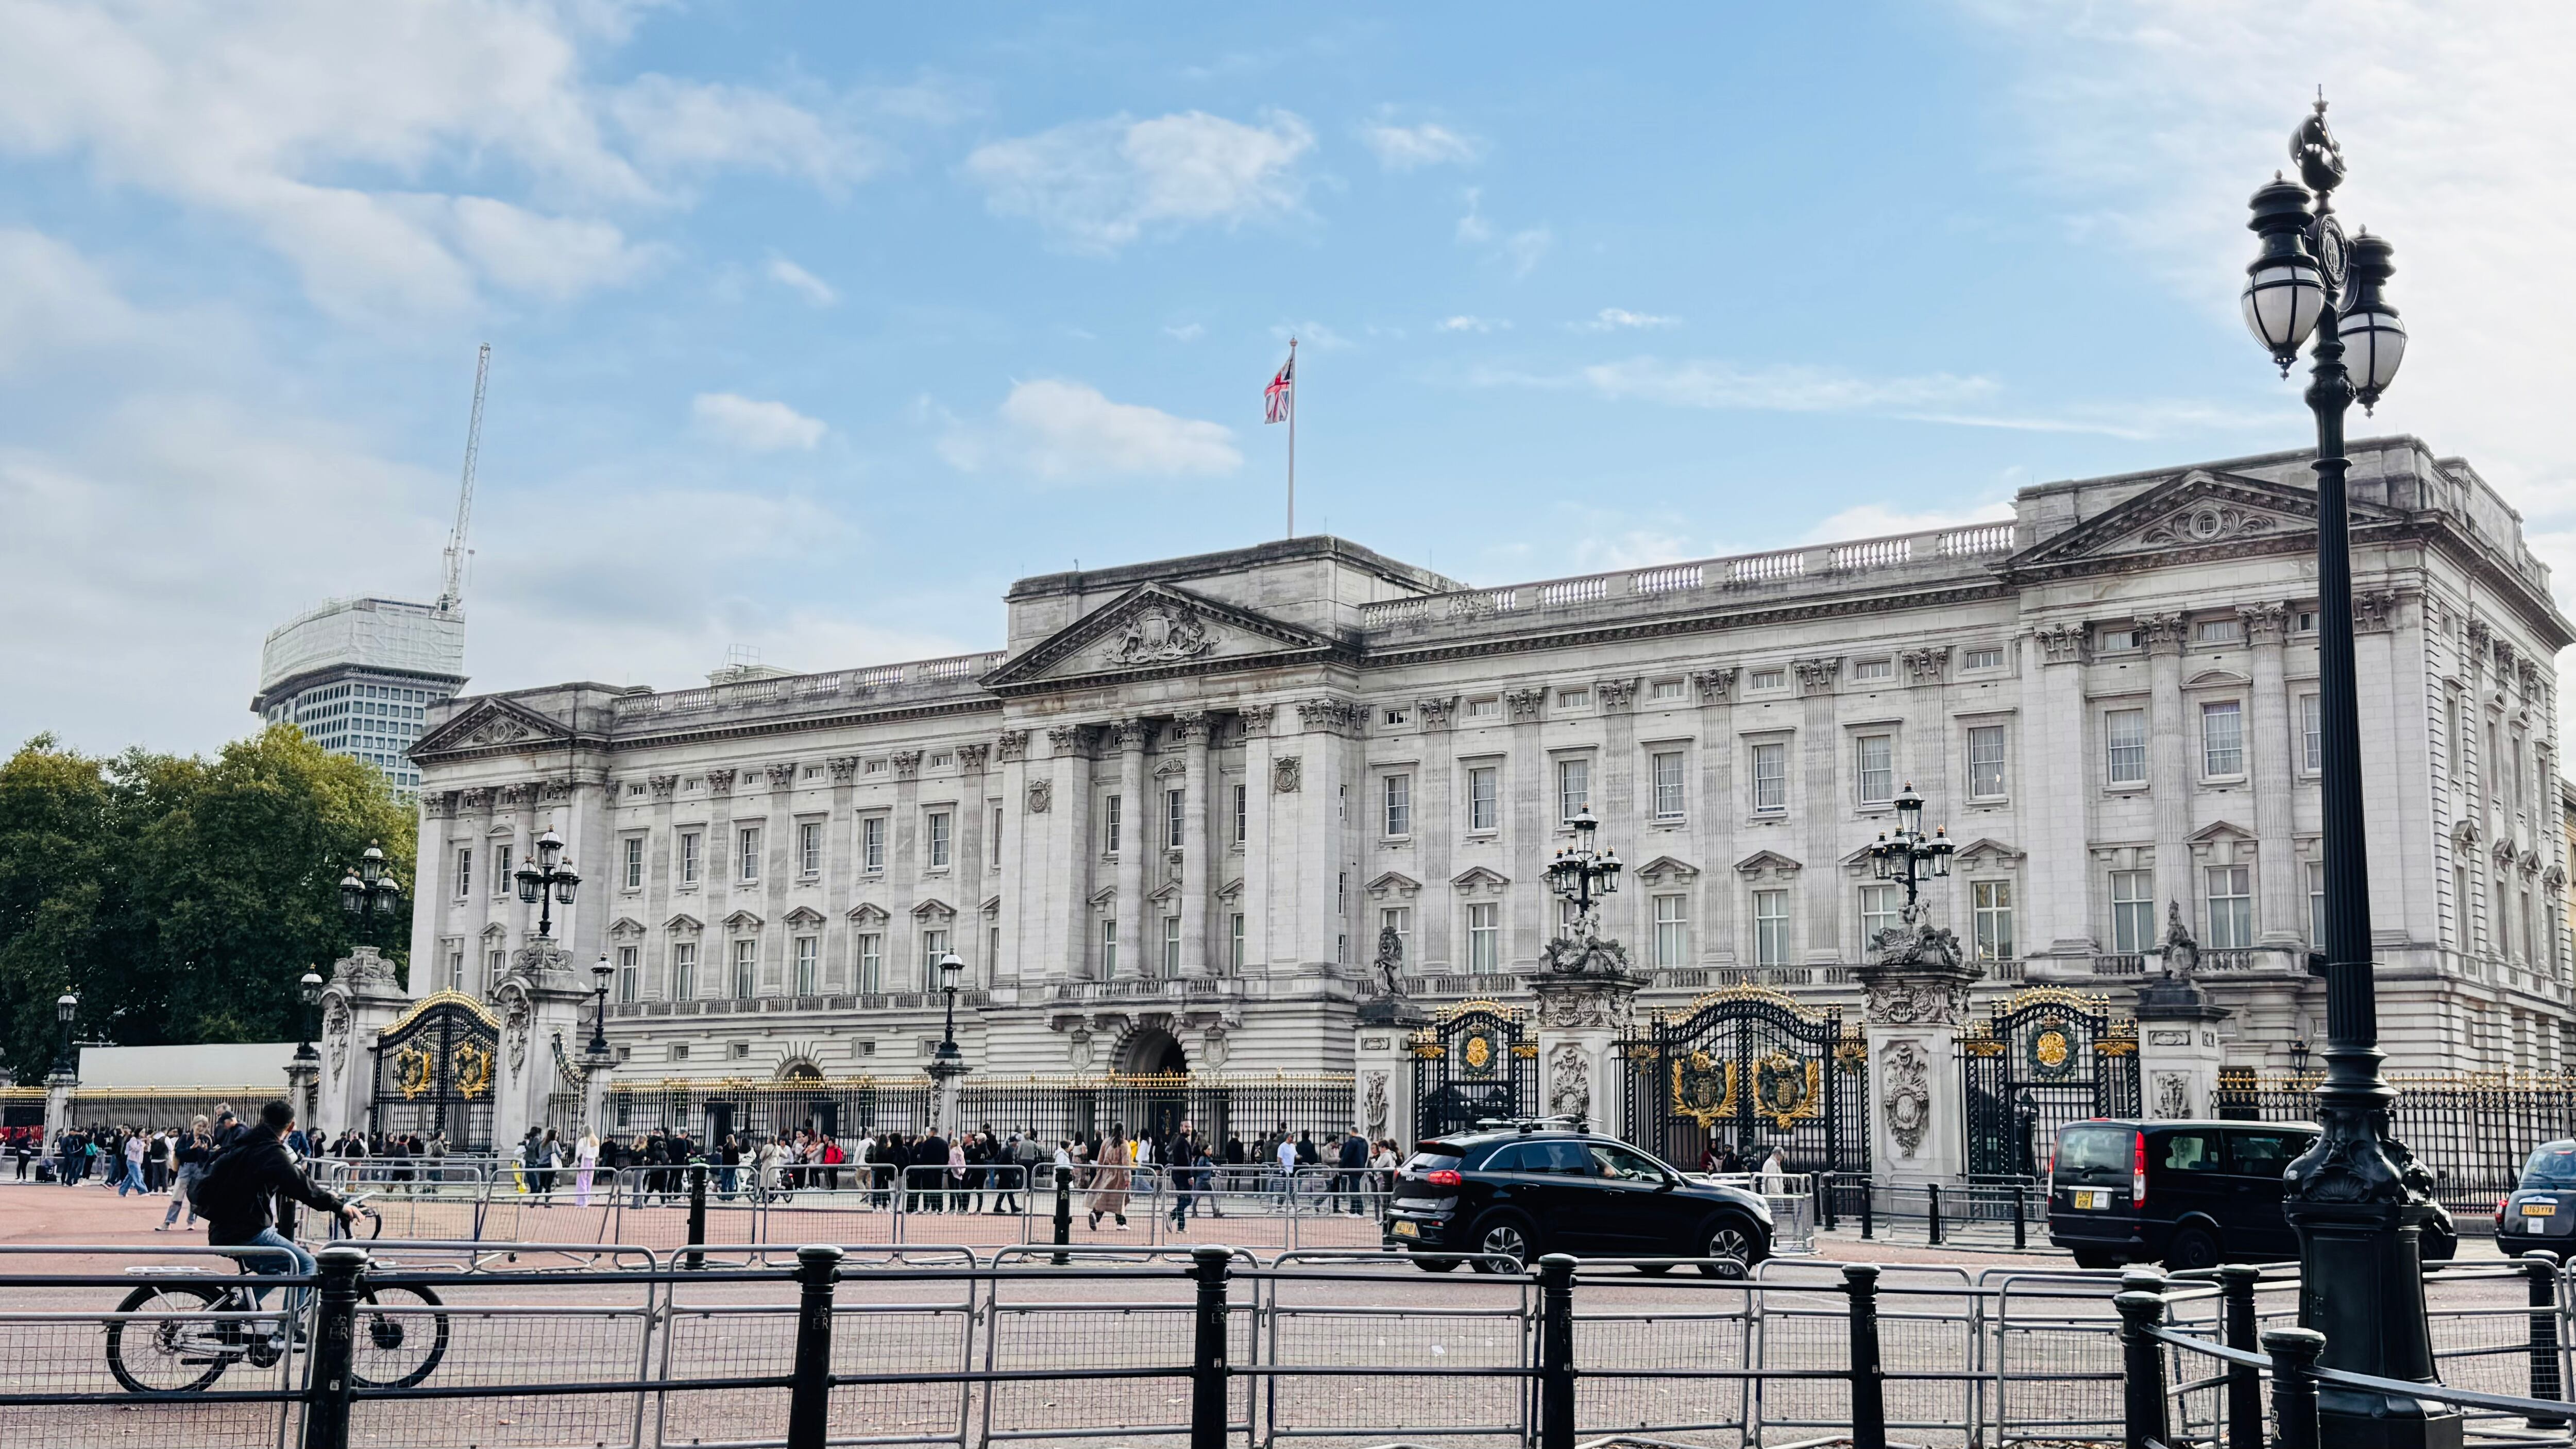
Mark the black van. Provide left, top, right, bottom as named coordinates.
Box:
left=2048, top=1118, right=2458, bottom=1270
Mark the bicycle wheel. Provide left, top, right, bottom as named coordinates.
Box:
left=106, top=1283, right=231, bottom=1394
left=349, top=1283, right=448, bottom=1390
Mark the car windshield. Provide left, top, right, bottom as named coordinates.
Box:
left=1403, top=1150, right=1463, bottom=1175
left=2057, top=1127, right=2133, bottom=1174
left=2521, top=1146, right=2576, bottom=1189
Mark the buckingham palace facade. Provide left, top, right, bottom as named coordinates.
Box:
left=405, top=435, right=2573, bottom=1082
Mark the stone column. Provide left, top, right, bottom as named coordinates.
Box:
left=2028, top=624, right=2096, bottom=962
left=2140, top=613, right=2193, bottom=927
left=956, top=743, right=992, bottom=983
left=1794, top=658, right=1844, bottom=965
left=1177, top=713, right=1213, bottom=976
left=1354, top=998, right=1430, bottom=1149
left=43, top=1067, right=74, bottom=1148
left=928, top=1055, right=969, bottom=1140
left=1691, top=669, right=1738, bottom=965
left=314, top=946, right=411, bottom=1141
left=2243, top=603, right=2303, bottom=950
left=1856, top=937, right=1981, bottom=1186
left=2135, top=974, right=2231, bottom=1120
left=579, top=1041, right=616, bottom=1139
left=284, top=1054, right=320, bottom=1134
left=1112, top=720, right=1150, bottom=979
left=1529, top=947, right=1643, bottom=1139
left=1240, top=706, right=1277, bottom=974
left=491, top=938, right=593, bottom=1151
left=1042, top=725, right=1093, bottom=981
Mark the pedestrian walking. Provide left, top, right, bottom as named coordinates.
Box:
left=574, top=1131, right=600, bottom=1208
left=1087, top=1127, right=1131, bottom=1231
left=159, top=1118, right=214, bottom=1231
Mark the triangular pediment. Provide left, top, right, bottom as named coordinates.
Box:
left=2189, top=821, right=2253, bottom=844
left=1366, top=871, right=1423, bottom=898
left=1216, top=877, right=1245, bottom=900
left=722, top=909, right=764, bottom=931
left=607, top=916, right=647, bottom=939
left=1450, top=865, right=1511, bottom=892
left=912, top=897, right=956, bottom=920
left=664, top=913, right=703, bottom=933
left=1146, top=879, right=1181, bottom=904
left=846, top=903, right=888, bottom=925
left=414, top=695, right=572, bottom=758
left=982, top=582, right=1348, bottom=691
left=783, top=906, right=826, bottom=927
left=1633, top=855, right=1699, bottom=883
left=1734, top=849, right=1803, bottom=877
left=2003, top=469, right=2401, bottom=578
left=1954, top=837, right=2025, bottom=867
left=2184, top=668, right=2252, bottom=687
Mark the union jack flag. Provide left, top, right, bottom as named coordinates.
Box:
left=1264, top=353, right=1295, bottom=424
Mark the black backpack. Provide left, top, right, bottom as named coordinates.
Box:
left=188, top=1137, right=261, bottom=1224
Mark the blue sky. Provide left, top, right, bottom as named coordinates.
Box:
left=5, top=2, right=2571, bottom=755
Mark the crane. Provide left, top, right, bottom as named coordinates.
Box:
left=436, top=343, right=489, bottom=612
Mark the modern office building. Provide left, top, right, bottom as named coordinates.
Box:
left=252, top=596, right=468, bottom=793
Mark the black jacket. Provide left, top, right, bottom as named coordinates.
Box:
left=195, top=1126, right=344, bottom=1246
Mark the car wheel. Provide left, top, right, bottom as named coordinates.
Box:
left=1694, top=1214, right=1759, bottom=1278
left=2071, top=1249, right=2121, bottom=1271
left=2164, top=1225, right=2221, bottom=1272
left=1468, top=1213, right=1535, bottom=1272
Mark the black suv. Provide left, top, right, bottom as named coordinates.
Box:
left=2048, top=1118, right=2458, bottom=1270
left=1383, top=1125, right=1774, bottom=1273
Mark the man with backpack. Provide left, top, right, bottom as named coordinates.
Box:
left=192, top=1100, right=360, bottom=1330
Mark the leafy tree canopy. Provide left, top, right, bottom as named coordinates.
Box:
left=0, top=727, right=413, bottom=1078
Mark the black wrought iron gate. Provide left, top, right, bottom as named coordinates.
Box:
left=1618, top=985, right=1867, bottom=1173
left=1413, top=1000, right=1537, bottom=1140
left=370, top=993, right=500, bottom=1148
left=1960, top=987, right=2140, bottom=1177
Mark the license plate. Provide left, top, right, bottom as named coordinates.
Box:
left=2073, top=1189, right=2107, bottom=1211
left=1392, top=1220, right=1419, bottom=1238
left=2526, top=1203, right=2557, bottom=1218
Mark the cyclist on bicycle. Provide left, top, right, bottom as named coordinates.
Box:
left=191, top=1100, right=361, bottom=1332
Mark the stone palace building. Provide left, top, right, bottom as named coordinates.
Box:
left=405, top=436, right=2572, bottom=1088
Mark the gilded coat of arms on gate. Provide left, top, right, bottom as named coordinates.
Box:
left=450, top=1041, right=496, bottom=1098
left=1461, top=1032, right=1495, bottom=1075
left=392, top=1043, right=434, bottom=1099
left=1671, top=1050, right=1735, bottom=1128
left=1750, top=1050, right=1822, bottom=1130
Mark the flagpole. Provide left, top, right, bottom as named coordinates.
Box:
left=1285, top=337, right=1297, bottom=539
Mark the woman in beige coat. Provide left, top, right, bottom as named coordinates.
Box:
left=1086, top=1128, right=1131, bottom=1230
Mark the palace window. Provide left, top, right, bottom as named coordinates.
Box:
left=737, top=827, right=761, bottom=882
left=1383, top=774, right=1412, bottom=837
left=1859, top=884, right=1899, bottom=947
left=454, top=847, right=472, bottom=898
left=1105, top=795, right=1123, bottom=855
left=493, top=845, right=512, bottom=897
left=1166, top=789, right=1185, bottom=850
left=861, top=816, right=885, bottom=873
left=2201, top=702, right=2244, bottom=777
left=1751, top=742, right=1787, bottom=814
left=856, top=935, right=881, bottom=994
left=2196, top=617, right=2245, bottom=645
left=1464, top=696, right=1500, bottom=720
left=1973, top=880, right=2014, bottom=962
left=1467, top=902, right=1501, bottom=973
left=1852, top=658, right=1894, bottom=682
left=1230, top=913, right=1246, bottom=971
left=680, top=832, right=700, bottom=886
left=797, top=822, right=821, bottom=877
left=921, top=929, right=949, bottom=988
left=1467, top=766, right=1500, bottom=832
left=992, top=807, right=1005, bottom=866
left=1650, top=678, right=1687, bottom=702
left=444, top=948, right=463, bottom=992
left=731, top=939, right=756, bottom=999
left=1753, top=890, right=1789, bottom=968
left=1856, top=735, right=1893, bottom=807
left=1380, top=907, right=1411, bottom=967
left=1963, top=647, right=2005, bottom=671
left=623, top=837, right=645, bottom=890
left=2106, top=709, right=2148, bottom=787
left=1163, top=917, right=1181, bottom=976
left=1558, top=758, right=1590, bottom=821
left=1653, top=895, right=1688, bottom=968
left=1232, top=783, right=1248, bottom=845
left=2307, top=861, right=2326, bottom=946
left=2205, top=865, right=2253, bottom=949
left=1100, top=920, right=1118, bottom=975
left=789, top=936, right=815, bottom=996
left=2111, top=870, right=2154, bottom=954
left=1968, top=725, right=2008, bottom=799
left=1652, top=751, right=1686, bottom=821
left=672, top=942, right=697, bottom=1000
left=1749, top=667, right=1788, bottom=691
left=617, top=946, right=638, bottom=1003
left=926, top=811, right=951, bottom=869
left=2301, top=695, right=2322, bottom=773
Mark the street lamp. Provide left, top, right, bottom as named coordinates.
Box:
left=50, top=992, right=77, bottom=1080
left=512, top=826, right=582, bottom=940
left=2240, top=96, right=2446, bottom=1446
left=1866, top=783, right=1955, bottom=912
left=1544, top=807, right=1622, bottom=935
left=295, top=969, right=324, bottom=1063
left=588, top=954, right=615, bottom=1057
left=338, top=840, right=405, bottom=947
left=933, top=952, right=966, bottom=1065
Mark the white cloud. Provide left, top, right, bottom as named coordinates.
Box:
left=1575, top=357, right=1997, bottom=413
left=1577, top=308, right=1679, bottom=332
left=0, top=1, right=875, bottom=316
left=938, top=379, right=1241, bottom=482
left=1271, top=320, right=1349, bottom=351
left=1571, top=529, right=1701, bottom=571
left=1359, top=121, right=1480, bottom=171
left=963, top=109, right=1315, bottom=254
left=1438, top=315, right=1506, bottom=333
left=1454, top=187, right=1492, bottom=244
left=1502, top=228, right=1552, bottom=277
left=765, top=255, right=839, bottom=306
left=692, top=393, right=827, bottom=452
left=1162, top=322, right=1205, bottom=342
left=0, top=227, right=144, bottom=370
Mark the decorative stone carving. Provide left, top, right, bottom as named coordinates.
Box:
left=2354, top=591, right=2397, bottom=635
left=1025, top=780, right=1053, bottom=814
left=2141, top=503, right=2278, bottom=548
left=1868, top=900, right=1964, bottom=971
left=1504, top=688, right=1545, bottom=721
left=1296, top=698, right=1363, bottom=736
left=1901, top=647, right=1949, bottom=684
left=1548, top=1044, right=1591, bottom=1122
left=1105, top=600, right=1216, bottom=666
left=1882, top=1038, right=1932, bottom=1158
left=994, top=731, right=1027, bottom=763
left=460, top=787, right=494, bottom=811
left=1536, top=987, right=1634, bottom=1031
left=1791, top=657, right=1841, bottom=695
left=706, top=769, right=736, bottom=796
left=1539, top=932, right=1634, bottom=981
left=825, top=757, right=860, bottom=783
left=2135, top=612, right=2188, bottom=655
left=1363, top=1072, right=1389, bottom=1137
left=539, top=779, right=571, bottom=803
left=1372, top=924, right=1405, bottom=998
left=1238, top=704, right=1276, bottom=737
left=1863, top=975, right=1971, bottom=1026
left=2465, top=618, right=2494, bottom=654
left=891, top=750, right=924, bottom=779
left=467, top=715, right=535, bottom=747
left=1273, top=756, right=1302, bottom=793
left=765, top=762, right=798, bottom=788
left=2035, top=623, right=2087, bottom=665
left=501, top=988, right=532, bottom=1073
left=1595, top=678, right=1637, bottom=709
left=649, top=774, right=680, bottom=798
left=1169, top=712, right=1210, bottom=744
left=2153, top=1071, right=2192, bottom=1119
left=1046, top=724, right=1090, bottom=756
left=323, top=997, right=351, bottom=1075
left=1690, top=668, right=1737, bottom=702
left=955, top=742, right=990, bottom=772
left=1110, top=720, right=1151, bottom=752
left=2237, top=601, right=2288, bottom=643
left=499, top=782, right=533, bottom=807
left=2161, top=901, right=2199, bottom=978
left=422, top=792, right=454, bottom=819
left=1417, top=696, right=1458, bottom=730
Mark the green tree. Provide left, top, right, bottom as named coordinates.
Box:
left=0, top=727, right=415, bottom=1078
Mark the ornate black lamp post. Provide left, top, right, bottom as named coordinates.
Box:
left=295, top=969, right=324, bottom=1063
left=50, top=992, right=77, bottom=1080
left=512, top=827, right=582, bottom=939
left=1545, top=807, right=1622, bottom=933
left=588, top=954, right=615, bottom=1056
left=2240, top=98, right=2448, bottom=1449
left=338, top=841, right=406, bottom=947
left=1867, top=784, right=1954, bottom=914
left=933, top=952, right=966, bottom=1066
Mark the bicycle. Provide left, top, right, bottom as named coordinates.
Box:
left=105, top=1203, right=449, bottom=1395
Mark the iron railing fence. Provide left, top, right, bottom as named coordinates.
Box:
left=2215, top=1070, right=2576, bottom=1231
left=11, top=1240, right=2569, bottom=1448
left=1817, top=1173, right=2050, bottom=1250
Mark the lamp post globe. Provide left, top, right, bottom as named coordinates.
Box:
left=934, top=951, right=967, bottom=1063
left=2240, top=96, right=2451, bottom=1448
left=513, top=825, right=581, bottom=939
left=588, top=954, right=615, bottom=1057
left=51, top=992, right=77, bottom=1080
left=295, top=969, right=324, bottom=1063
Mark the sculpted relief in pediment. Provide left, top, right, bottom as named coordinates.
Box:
left=1103, top=601, right=1216, bottom=667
